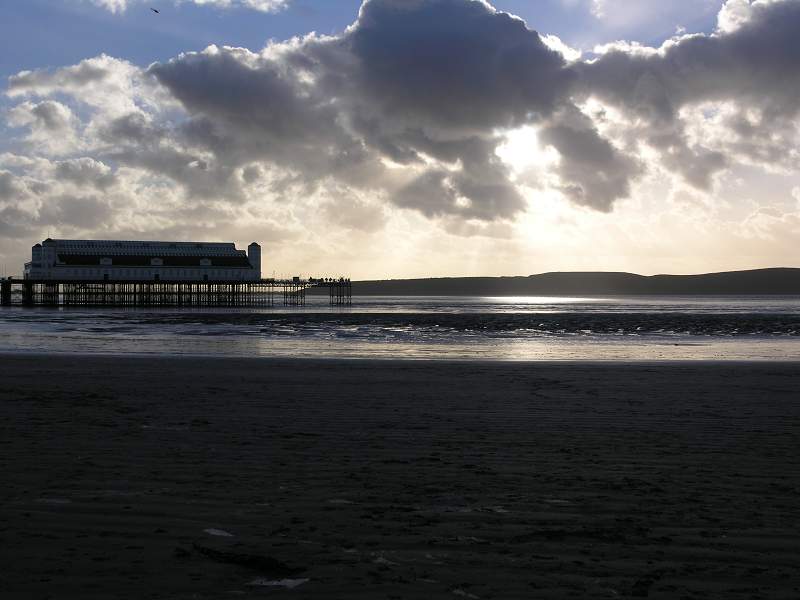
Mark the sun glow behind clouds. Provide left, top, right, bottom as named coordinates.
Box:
left=495, top=126, right=560, bottom=175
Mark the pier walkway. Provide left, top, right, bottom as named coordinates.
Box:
left=0, top=278, right=351, bottom=307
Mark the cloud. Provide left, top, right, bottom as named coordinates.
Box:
left=0, top=171, right=25, bottom=203
left=716, top=0, right=765, bottom=32
left=539, top=106, right=641, bottom=211
left=8, top=101, right=74, bottom=133
left=86, top=0, right=289, bottom=13
left=195, top=0, right=290, bottom=11
left=7, top=101, right=80, bottom=155
left=584, top=1, right=800, bottom=121
left=541, top=34, right=582, bottom=61
left=578, top=0, right=800, bottom=187
left=339, top=0, right=571, bottom=134
left=147, top=0, right=584, bottom=217
left=0, top=163, right=112, bottom=238
left=320, top=192, right=387, bottom=232
left=54, top=158, right=116, bottom=190
left=38, top=194, right=113, bottom=228
left=0, top=206, right=38, bottom=239
left=7, top=54, right=167, bottom=118
left=8, top=57, right=113, bottom=95
left=3, top=0, right=800, bottom=256
left=88, top=0, right=127, bottom=13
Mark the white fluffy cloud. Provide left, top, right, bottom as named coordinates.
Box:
left=716, top=0, right=786, bottom=32
left=580, top=0, right=800, bottom=190
left=7, top=100, right=79, bottom=155
left=87, top=0, right=289, bottom=13
left=89, top=0, right=127, bottom=12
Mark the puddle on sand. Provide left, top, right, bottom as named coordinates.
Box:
left=204, top=528, right=234, bottom=537
left=248, top=578, right=309, bottom=589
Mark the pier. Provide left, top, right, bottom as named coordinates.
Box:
left=0, top=277, right=352, bottom=307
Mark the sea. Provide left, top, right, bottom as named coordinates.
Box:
left=1, top=295, right=799, bottom=361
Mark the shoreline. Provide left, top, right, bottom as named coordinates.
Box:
left=3, top=348, right=800, bottom=364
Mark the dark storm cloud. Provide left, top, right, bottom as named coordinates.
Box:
left=148, top=0, right=574, bottom=220
left=149, top=46, right=357, bottom=170
left=393, top=169, right=457, bottom=218
left=387, top=134, right=527, bottom=218
left=341, top=0, right=572, bottom=134
left=99, top=113, right=166, bottom=145
left=539, top=107, right=641, bottom=211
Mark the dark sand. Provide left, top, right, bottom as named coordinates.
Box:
left=0, top=356, right=798, bottom=599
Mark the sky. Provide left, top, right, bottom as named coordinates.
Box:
left=1, top=0, right=799, bottom=279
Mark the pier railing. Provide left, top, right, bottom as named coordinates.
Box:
left=0, top=278, right=352, bottom=307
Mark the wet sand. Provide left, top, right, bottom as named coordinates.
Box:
left=0, top=355, right=798, bottom=599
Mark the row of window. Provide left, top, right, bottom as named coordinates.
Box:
left=53, top=242, right=231, bottom=247
left=52, top=245, right=235, bottom=253
left=52, top=269, right=240, bottom=277
left=57, top=250, right=243, bottom=256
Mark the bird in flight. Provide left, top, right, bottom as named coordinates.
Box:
left=151, top=7, right=160, bottom=13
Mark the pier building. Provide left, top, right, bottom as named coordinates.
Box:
left=3, top=238, right=351, bottom=307
left=24, top=238, right=261, bottom=282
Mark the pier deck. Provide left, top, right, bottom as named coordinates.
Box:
left=0, top=278, right=351, bottom=307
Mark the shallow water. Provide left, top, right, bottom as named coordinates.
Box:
left=1, top=295, right=798, bottom=361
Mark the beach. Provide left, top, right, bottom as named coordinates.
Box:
left=0, top=355, right=798, bottom=599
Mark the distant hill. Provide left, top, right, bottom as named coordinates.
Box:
left=315, top=268, right=800, bottom=296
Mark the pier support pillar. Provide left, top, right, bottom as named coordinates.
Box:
left=1, top=280, right=10, bottom=306
left=4, top=278, right=346, bottom=307
left=22, top=282, right=34, bottom=306
left=43, top=283, right=58, bottom=306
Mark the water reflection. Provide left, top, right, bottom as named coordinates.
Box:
left=1, top=295, right=798, bottom=361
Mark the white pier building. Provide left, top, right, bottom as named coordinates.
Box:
left=24, top=238, right=261, bottom=281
